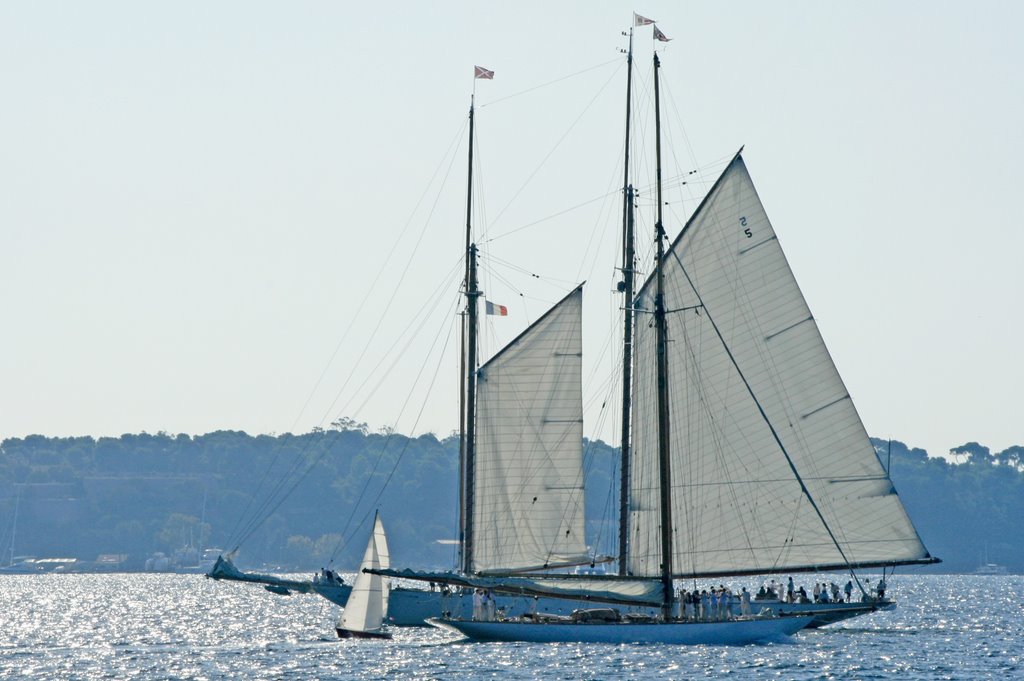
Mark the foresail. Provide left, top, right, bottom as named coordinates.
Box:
left=472, top=285, right=590, bottom=574
left=629, top=154, right=935, bottom=578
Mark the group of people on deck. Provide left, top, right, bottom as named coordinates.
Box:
left=471, top=588, right=496, bottom=621
left=756, top=575, right=886, bottom=604
left=675, top=575, right=888, bottom=619
left=676, top=586, right=748, bottom=621
left=312, top=568, right=343, bottom=586
left=756, top=576, right=856, bottom=604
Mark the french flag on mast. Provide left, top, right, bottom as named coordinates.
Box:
left=485, top=300, right=508, bottom=316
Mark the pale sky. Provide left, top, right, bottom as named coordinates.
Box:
left=1, top=1, right=1021, bottom=459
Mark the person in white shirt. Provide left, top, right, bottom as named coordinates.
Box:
left=472, top=589, right=483, bottom=620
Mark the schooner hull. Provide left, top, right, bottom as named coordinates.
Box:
left=315, top=585, right=893, bottom=628
left=427, top=615, right=812, bottom=644
left=760, top=599, right=895, bottom=628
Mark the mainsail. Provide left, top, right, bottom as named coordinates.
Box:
left=339, top=513, right=390, bottom=633
left=629, top=153, right=937, bottom=578
left=471, top=285, right=591, bottom=574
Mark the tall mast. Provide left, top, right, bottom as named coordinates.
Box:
left=460, top=96, right=481, bottom=575
left=617, top=28, right=635, bottom=577
left=652, top=52, right=674, bottom=620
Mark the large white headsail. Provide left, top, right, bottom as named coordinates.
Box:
left=629, top=154, right=935, bottom=578
left=339, top=512, right=389, bottom=632
left=472, top=285, right=590, bottom=574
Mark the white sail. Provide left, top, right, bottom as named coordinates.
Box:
left=629, top=154, right=934, bottom=578
left=472, top=286, right=591, bottom=574
left=339, top=513, right=390, bottom=632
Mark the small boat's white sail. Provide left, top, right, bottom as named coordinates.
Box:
left=472, top=285, right=592, bottom=574
left=337, top=513, right=390, bottom=638
left=629, top=154, right=937, bottom=578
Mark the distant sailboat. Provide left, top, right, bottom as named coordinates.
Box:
left=973, top=544, right=1008, bottom=575
left=336, top=512, right=392, bottom=640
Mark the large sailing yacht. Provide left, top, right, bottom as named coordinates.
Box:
left=375, top=17, right=937, bottom=643
left=214, top=17, right=937, bottom=635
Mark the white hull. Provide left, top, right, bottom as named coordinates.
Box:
left=973, top=564, right=1009, bottom=576
left=428, top=615, right=812, bottom=644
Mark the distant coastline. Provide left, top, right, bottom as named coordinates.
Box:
left=1, top=431, right=1021, bottom=575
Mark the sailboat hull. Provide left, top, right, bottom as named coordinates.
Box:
left=769, top=599, right=895, bottom=628
left=427, top=615, right=812, bottom=644
left=336, top=627, right=392, bottom=640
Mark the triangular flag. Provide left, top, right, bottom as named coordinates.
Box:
left=485, top=300, right=508, bottom=316
left=634, top=13, right=655, bottom=27
left=474, top=65, right=495, bottom=80
left=653, top=25, right=671, bottom=42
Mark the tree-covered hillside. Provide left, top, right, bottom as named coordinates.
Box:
left=0, top=429, right=1020, bottom=573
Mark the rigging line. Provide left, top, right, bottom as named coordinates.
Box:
left=479, top=57, right=622, bottom=108
left=327, top=294, right=460, bottom=561
left=668, top=247, right=868, bottom=597
left=229, top=260, right=461, bottom=547
left=345, top=266, right=464, bottom=416
left=478, top=61, right=625, bottom=242
left=329, top=303, right=459, bottom=563
left=236, top=278, right=461, bottom=554
left=314, top=146, right=468, bottom=428
left=224, top=120, right=467, bottom=549
left=576, top=143, right=629, bottom=284
left=660, top=76, right=704, bottom=203
left=485, top=253, right=581, bottom=286
left=229, top=260, right=463, bottom=549
left=484, top=191, right=619, bottom=243
left=292, top=116, right=468, bottom=433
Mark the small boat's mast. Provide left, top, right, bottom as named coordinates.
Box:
left=618, top=27, right=636, bottom=578
left=460, top=96, right=481, bottom=575
left=652, top=52, right=675, bottom=620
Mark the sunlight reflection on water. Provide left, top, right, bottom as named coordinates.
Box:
left=1, top=573, right=1022, bottom=679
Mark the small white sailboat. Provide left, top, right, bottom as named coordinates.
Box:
left=336, top=512, right=392, bottom=640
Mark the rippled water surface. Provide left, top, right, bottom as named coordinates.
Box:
left=1, top=573, right=1022, bottom=679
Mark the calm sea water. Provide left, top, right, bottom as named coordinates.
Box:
left=1, top=573, right=1021, bottom=680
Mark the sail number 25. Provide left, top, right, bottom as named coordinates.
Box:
left=740, top=216, right=752, bottom=238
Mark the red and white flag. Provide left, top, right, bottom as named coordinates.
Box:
left=485, top=300, right=508, bottom=316
left=633, top=13, right=655, bottom=26
left=653, top=25, right=671, bottom=42
left=474, top=65, right=495, bottom=80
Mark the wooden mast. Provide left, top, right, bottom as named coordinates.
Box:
left=460, top=96, right=481, bottom=575
left=652, top=52, right=675, bottom=620
left=618, top=27, right=636, bottom=577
